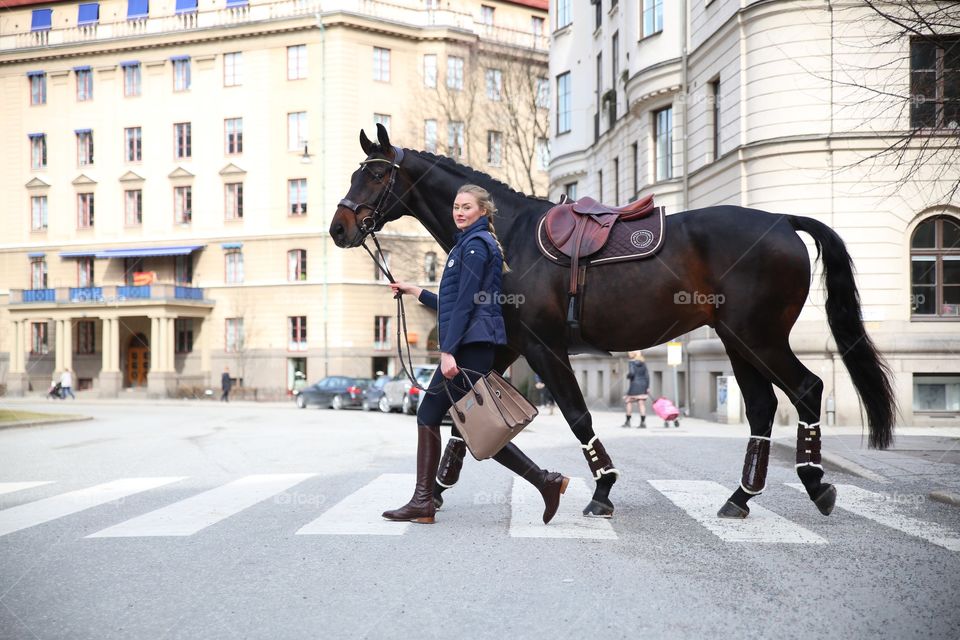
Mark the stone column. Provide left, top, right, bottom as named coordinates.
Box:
left=147, top=315, right=174, bottom=398
left=164, top=317, right=176, bottom=372
left=54, top=319, right=65, bottom=372
left=61, top=317, right=73, bottom=375
left=99, top=317, right=122, bottom=397
left=7, top=320, right=29, bottom=396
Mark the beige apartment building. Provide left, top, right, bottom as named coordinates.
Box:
left=549, top=0, right=959, bottom=426
left=0, top=0, right=549, bottom=399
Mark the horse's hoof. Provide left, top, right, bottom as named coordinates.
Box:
left=813, top=484, right=837, bottom=516
left=433, top=495, right=444, bottom=510
left=717, top=500, right=749, bottom=519
left=582, top=499, right=614, bottom=518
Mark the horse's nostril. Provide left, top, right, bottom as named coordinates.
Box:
left=331, top=222, right=344, bottom=241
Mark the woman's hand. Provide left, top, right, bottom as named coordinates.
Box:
left=388, top=281, right=423, bottom=298
left=440, top=352, right=460, bottom=379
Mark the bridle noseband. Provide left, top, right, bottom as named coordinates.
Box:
left=337, top=145, right=406, bottom=237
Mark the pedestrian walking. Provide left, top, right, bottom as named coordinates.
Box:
left=622, top=351, right=649, bottom=428
left=383, top=184, right=568, bottom=525
left=60, top=368, right=76, bottom=399
left=221, top=367, right=232, bottom=402
left=533, top=373, right=555, bottom=415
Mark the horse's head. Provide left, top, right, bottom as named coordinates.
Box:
left=330, top=124, right=408, bottom=248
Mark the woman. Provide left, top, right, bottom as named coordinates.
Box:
left=623, top=351, right=649, bottom=428
left=383, top=184, right=568, bottom=525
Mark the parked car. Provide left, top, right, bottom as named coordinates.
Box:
left=361, top=375, right=392, bottom=412
left=295, top=376, right=372, bottom=410
left=380, top=365, right=438, bottom=414
left=415, top=366, right=454, bottom=425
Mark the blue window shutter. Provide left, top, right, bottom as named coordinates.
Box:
left=78, top=3, right=100, bottom=25
left=175, top=0, right=198, bottom=14
left=127, top=0, right=149, bottom=19
left=31, top=9, right=53, bottom=31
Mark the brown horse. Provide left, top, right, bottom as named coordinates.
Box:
left=330, top=125, right=895, bottom=519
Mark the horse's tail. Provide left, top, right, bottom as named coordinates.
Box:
left=786, top=215, right=896, bottom=449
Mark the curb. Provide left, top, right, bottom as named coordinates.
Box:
left=0, top=415, right=93, bottom=431
left=928, top=490, right=960, bottom=508
left=771, top=438, right=890, bottom=484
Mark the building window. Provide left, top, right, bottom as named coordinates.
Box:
left=224, top=182, right=243, bottom=220
left=174, top=186, right=192, bottom=224
left=910, top=36, right=960, bottom=129
left=631, top=142, right=639, bottom=197
left=598, top=170, right=604, bottom=202
left=287, top=44, right=307, bottom=80
left=643, top=0, right=664, bottom=37
left=224, top=52, right=242, bottom=86
left=176, top=319, right=194, bottom=353
left=31, top=322, right=49, bottom=355
left=373, top=47, right=391, bottom=82
left=612, top=31, right=620, bottom=88
left=536, top=76, right=550, bottom=109
left=173, top=57, right=191, bottom=91
left=557, top=0, right=571, bottom=29
left=288, top=179, right=307, bottom=216
left=30, top=134, right=46, bottom=169
left=31, top=195, right=48, bottom=231
left=557, top=72, right=571, bottom=134
left=487, top=130, right=503, bottom=166
left=447, top=122, right=464, bottom=159
left=78, top=257, right=94, bottom=287
left=425, top=251, right=437, bottom=282
left=374, top=113, right=392, bottom=130
left=77, top=130, right=94, bottom=165
left=532, top=16, right=545, bottom=40
left=175, top=255, right=192, bottom=284
left=30, top=256, right=48, bottom=288
left=536, top=137, right=550, bottom=171
left=373, top=315, right=391, bottom=350
left=225, top=118, right=243, bottom=154
left=288, top=316, right=307, bottom=351
left=29, top=72, right=46, bottom=105
left=76, top=320, right=96, bottom=355
left=911, top=216, right=960, bottom=317
left=225, top=249, right=244, bottom=284
left=288, top=111, right=307, bottom=152
left=424, top=119, right=438, bottom=153
left=78, top=193, right=95, bottom=228
left=486, top=68, right=502, bottom=101
left=709, top=78, right=721, bottom=160
left=654, top=106, right=673, bottom=181
left=225, top=318, right=244, bottom=352
left=374, top=250, right=390, bottom=282
left=423, top=54, right=437, bottom=88
left=76, top=67, right=93, bottom=101
left=614, top=157, right=620, bottom=205
left=124, top=257, right=144, bottom=286
left=595, top=0, right=602, bottom=29
left=125, top=189, right=143, bottom=225
left=125, top=127, right=142, bottom=162
left=447, top=56, right=464, bottom=90
left=174, top=122, right=191, bottom=159
left=913, top=374, right=960, bottom=412
left=123, top=63, right=141, bottom=96
left=288, top=249, right=307, bottom=281
left=480, top=5, right=494, bottom=26
left=564, top=181, right=578, bottom=201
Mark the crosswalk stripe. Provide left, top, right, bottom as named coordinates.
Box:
left=0, top=477, right=186, bottom=538
left=786, top=483, right=960, bottom=552
left=0, top=482, right=54, bottom=496
left=88, top=473, right=316, bottom=538
left=509, top=477, right=618, bottom=539
left=296, top=473, right=415, bottom=536
left=649, top=480, right=827, bottom=544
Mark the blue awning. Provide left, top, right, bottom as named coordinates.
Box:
left=28, top=132, right=45, bottom=138
left=78, top=3, right=99, bottom=25
left=31, top=9, right=52, bottom=31
left=221, top=242, right=243, bottom=249
left=73, top=65, right=91, bottom=71
left=95, top=245, right=205, bottom=258
left=59, top=250, right=98, bottom=258
left=74, top=128, right=92, bottom=134
left=127, top=0, right=148, bottom=19
left=120, top=60, right=139, bottom=67
left=28, top=252, right=46, bottom=258
left=27, top=70, right=45, bottom=77
left=175, top=0, right=197, bottom=14
left=226, top=0, right=248, bottom=6
left=170, top=54, right=190, bottom=61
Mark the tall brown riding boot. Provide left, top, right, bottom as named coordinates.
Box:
left=382, top=426, right=441, bottom=524
left=493, top=443, right=569, bottom=524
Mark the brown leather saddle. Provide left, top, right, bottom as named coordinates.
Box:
left=537, top=195, right=666, bottom=354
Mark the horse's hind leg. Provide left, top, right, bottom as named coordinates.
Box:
left=525, top=341, right=619, bottom=517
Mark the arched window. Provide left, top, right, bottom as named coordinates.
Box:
left=911, top=215, right=960, bottom=317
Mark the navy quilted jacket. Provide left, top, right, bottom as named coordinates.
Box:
left=418, top=217, right=508, bottom=353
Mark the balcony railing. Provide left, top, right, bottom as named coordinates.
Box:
left=13, top=284, right=210, bottom=305
left=2, top=0, right=549, bottom=52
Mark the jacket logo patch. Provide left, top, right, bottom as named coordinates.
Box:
left=447, top=259, right=455, bottom=267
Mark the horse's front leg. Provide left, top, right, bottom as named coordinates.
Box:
left=524, top=341, right=619, bottom=517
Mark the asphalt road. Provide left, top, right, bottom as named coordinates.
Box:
left=0, top=401, right=958, bottom=640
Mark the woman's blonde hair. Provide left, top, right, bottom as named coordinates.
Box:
left=457, top=184, right=511, bottom=274
left=629, top=351, right=645, bottom=362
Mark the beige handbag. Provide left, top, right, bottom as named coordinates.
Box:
left=444, top=368, right=539, bottom=460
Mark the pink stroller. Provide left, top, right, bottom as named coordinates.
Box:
left=653, top=397, right=680, bottom=428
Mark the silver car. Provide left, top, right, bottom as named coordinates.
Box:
left=379, top=365, right=438, bottom=414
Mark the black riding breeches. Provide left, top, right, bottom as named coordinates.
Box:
left=416, top=342, right=495, bottom=427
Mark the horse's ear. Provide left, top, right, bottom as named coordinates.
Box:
left=359, top=129, right=374, bottom=156
left=376, top=123, right=391, bottom=149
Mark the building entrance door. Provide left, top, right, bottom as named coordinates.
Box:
left=127, top=347, right=150, bottom=387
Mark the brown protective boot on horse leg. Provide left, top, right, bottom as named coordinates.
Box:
left=493, top=443, right=569, bottom=524
left=433, top=436, right=466, bottom=510
left=382, top=426, right=441, bottom=524
left=581, top=436, right=620, bottom=517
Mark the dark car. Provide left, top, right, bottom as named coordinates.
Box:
left=295, top=376, right=372, bottom=410
left=361, top=375, right=392, bottom=412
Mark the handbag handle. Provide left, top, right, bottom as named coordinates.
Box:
left=442, top=368, right=484, bottom=422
